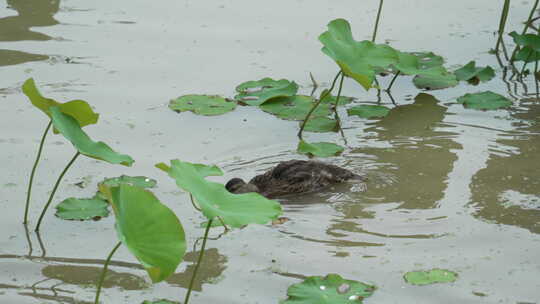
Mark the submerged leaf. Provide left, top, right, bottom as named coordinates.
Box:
left=297, top=140, right=344, bottom=158
left=280, top=274, right=375, bottom=304
left=50, top=107, right=134, bottom=166
left=347, top=105, right=390, bottom=118
left=454, top=61, right=495, bottom=83
left=260, top=95, right=331, bottom=121
left=404, top=269, right=458, bottom=285
left=99, top=184, right=186, bottom=283
left=55, top=196, right=109, bottom=220
left=234, top=78, right=298, bottom=106
left=169, top=94, right=236, bottom=116
left=22, top=78, right=99, bottom=129
left=457, top=91, right=512, bottom=110
left=156, top=160, right=282, bottom=228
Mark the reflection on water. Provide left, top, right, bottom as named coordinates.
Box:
left=0, top=0, right=60, bottom=66
left=166, top=248, right=227, bottom=291
left=470, top=101, right=540, bottom=233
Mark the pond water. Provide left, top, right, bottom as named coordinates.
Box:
left=1, top=0, right=539, bottom=303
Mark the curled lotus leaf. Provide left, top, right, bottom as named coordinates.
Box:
left=234, top=78, right=299, bottom=106
left=169, top=94, right=236, bottom=116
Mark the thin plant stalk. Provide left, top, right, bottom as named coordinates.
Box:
left=184, top=218, right=213, bottom=304
left=535, top=59, right=539, bottom=98
left=298, top=70, right=342, bottom=139
left=372, top=0, right=384, bottom=43
left=34, top=152, right=81, bottom=232
left=495, top=0, right=511, bottom=56
left=332, top=73, right=348, bottom=145
left=386, top=71, right=401, bottom=91
left=24, top=120, right=52, bottom=224
left=94, top=242, right=122, bottom=304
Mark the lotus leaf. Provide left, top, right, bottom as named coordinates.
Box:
left=404, top=268, right=458, bottom=285
left=280, top=274, right=375, bottom=304
left=100, top=175, right=157, bottom=189
left=156, top=160, right=282, bottom=228
left=99, top=184, right=186, bottom=283
left=260, top=95, right=331, bottom=121
left=319, top=18, right=399, bottom=90
left=319, top=90, right=354, bottom=105
left=413, top=73, right=458, bottom=90
left=50, top=107, right=134, bottom=166
left=22, top=78, right=99, bottom=129
left=454, top=61, right=495, bottom=83
left=297, top=140, right=344, bottom=157
left=169, top=94, right=236, bottom=116
left=142, top=300, right=179, bottom=304
left=410, top=52, right=445, bottom=69
left=393, top=51, right=448, bottom=79
left=302, top=117, right=338, bottom=133
left=55, top=196, right=109, bottom=220
left=509, top=31, right=540, bottom=50
left=514, top=47, right=540, bottom=63
left=347, top=105, right=390, bottom=118
left=457, top=91, right=512, bottom=110
left=235, top=78, right=298, bottom=106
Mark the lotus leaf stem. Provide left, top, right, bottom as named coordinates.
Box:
left=333, top=73, right=348, bottom=145
left=34, top=151, right=80, bottom=232
left=94, top=241, right=121, bottom=304
left=184, top=218, right=213, bottom=304
left=372, top=0, right=384, bottom=43
left=298, top=70, right=342, bottom=139
left=24, top=120, right=52, bottom=224
left=386, top=71, right=401, bottom=92
left=510, top=0, right=539, bottom=62
left=495, top=0, right=510, bottom=58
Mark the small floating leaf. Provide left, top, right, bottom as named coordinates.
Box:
left=55, top=196, right=109, bottom=220
left=280, top=274, right=375, bottom=304
left=99, top=184, right=186, bottom=283
left=100, top=175, right=157, bottom=189
left=347, top=105, right=390, bottom=119
left=302, top=117, right=338, bottom=133
left=297, top=140, right=344, bottom=158
left=235, top=78, right=299, bottom=106
left=142, top=300, right=179, bottom=304
left=404, top=269, right=458, bottom=285
left=454, top=61, right=495, bottom=83
left=169, top=94, right=236, bottom=116
left=457, top=91, right=512, bottom=110
left=156, top=160, right=282, bottom=228
left=410, top=52, right=444, bottom=70
left=413, top=73, right=458, bottom=90
left=50, top=107, right=134, bottom=166
left=22, top=78, right=99, bottom=130
left=260, top=95, right=331, bottom=121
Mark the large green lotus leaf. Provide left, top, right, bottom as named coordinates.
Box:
left=404, top=269, right=458, bottom=286
left=156, top=160, right=282, bottom=228
left=55, top=196, right=109, bottom=220
left=260, top=95, right=331, bottom=121
left=394, top=51, right=449, bottom=79
left=50, top=107, right=134, bottom=166
left=514, top=46, right=540, bottom=63
left=280, top=274, right=375, bottom=304
left=454, top=61, right=495, bottom=83
left=457, top=91, right=512, bottom=110
left=413, top=73, right=458, bottom=90
left=347, top=105, right=390, bottom=118
left=169, top=94, right=236, bottom=116
left=319, top=90, right=354, bottom=105
left=22, top=78, right=99, bottom=129
left=509, top=31, right=540, bottom=50
left=100, top=184, right=186, bottom=283
left=319, top=19, right=399, bottom=90
left=302, top=117, right=338, bottom=133
left=297, top=140, right=344, bottom=158
left=234, top=78, right=299, bottom=106
left=100, top=175, right=157, bottom=189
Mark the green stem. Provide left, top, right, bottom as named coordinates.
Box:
left=34, top=152, right=80, bottom=232
left=535, top=59, right=539, bottom=98
left=386, top=71, right=401, bottom=91
left=298, top=71, right=342, bottom=140
left=184, top=218, right=213, bottom=304
left=372, top=0, right=384, bottom=42
left=24, top=121, right=52, bottom=224
left=94, top=242, right=121, bottom=304
left=333, top=73, right=347, bottom=144
left=495, top=0, right=511, bottom=55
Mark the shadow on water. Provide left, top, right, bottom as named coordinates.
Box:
left=469, top=100, right=540, bottom=234
left=0, top=0, right=60, bottom=66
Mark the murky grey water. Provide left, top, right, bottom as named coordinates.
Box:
left=1, top=0, right=539, bottom=303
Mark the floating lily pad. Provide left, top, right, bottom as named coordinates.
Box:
left=142, top=300, right=179, bottom=304
left=280, top=274, right=375, bottom=304
left=319, top=19, right=399, bottom=90
left=509, top=31, right=540, bottom=50
left=260, top=95, right=331, bottom=121
left=410, top=52, right=445, bottom=69
left=50, top=107, right=134, bottom=166
left=320, top=90, right=354, bottom=105
left=347, top=105, right=390, bottom=118
left=457, top=91, right=512, bottom=110
left=413, top=73, right=458, bottom=90
left=55, top=196, right=109, bottom=220
left=169, top=95, right=236, bottom=116
left=99, top=184, right=186, bottom=283
left=302, top=117, right=338, bottom=133
left=454, top=61, right=495, bottom=84
left=156, top=160, right=282, bottom=228
left=297, top=140, right=344, bottom=157
left=22, top=78, right=99, bottom=131
left=404, top=269, right=458, bottom=286
left=100, top=175, right=157, bottom=189
left=235, top=78, right=299, bottom=106
left=394, top=51, right=449, bottom=79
